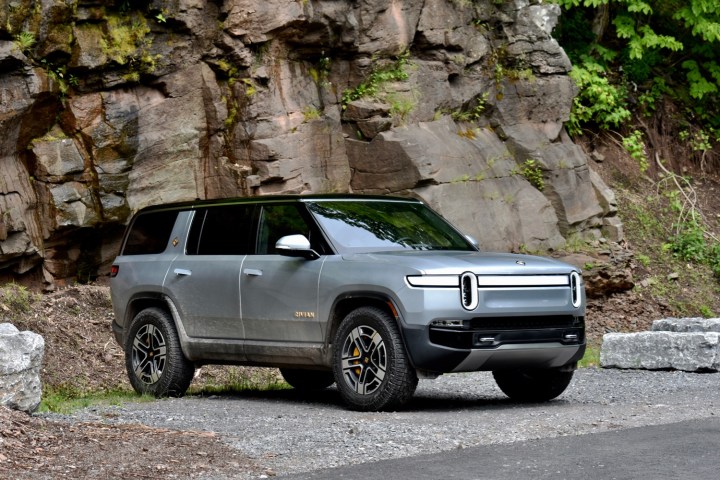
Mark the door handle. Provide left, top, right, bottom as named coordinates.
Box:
left=174, top=268, right=192, bottom=276
left=243, top=268, right=263, bottom=276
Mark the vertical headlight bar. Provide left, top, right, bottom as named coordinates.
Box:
left=460, top=272, right=479, bottom=310
left=570, top=271, right=582, bottom=308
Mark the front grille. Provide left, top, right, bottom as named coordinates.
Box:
left=468, top=315, right=581, bottom=331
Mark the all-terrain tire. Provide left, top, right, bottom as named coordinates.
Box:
left=125, top=307, right=195, bottom=397
left=492, top=367, right=574, bottom=402
left=333, top=306, right=418, bottom=411
left=280, top=368, right=335, bottom=390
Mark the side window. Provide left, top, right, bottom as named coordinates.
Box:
left=186, top=205, right=254, bottom=255
left=122, top=210, right=179, bottom=255
left=256, top=204, right=314, bottom=255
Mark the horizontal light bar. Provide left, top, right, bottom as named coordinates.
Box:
left=476, top=275, right=569, bottom=287
left=406, top=275, right=459, bottom=287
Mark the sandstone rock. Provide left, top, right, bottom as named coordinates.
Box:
left=0, top=323, right=44, bottom=413
left=0, top=0, right=623, bottom=285
left=601, top=331, right=720, bottom=372
left=70, top=23, right=107, bottom=69
left=33, top=135, right=86, bottom=178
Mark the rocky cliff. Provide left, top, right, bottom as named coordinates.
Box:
left=0, top=0, right=621, bottom=286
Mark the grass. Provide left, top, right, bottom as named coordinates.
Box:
left=578, top=344, right=601, bottom=368
left=39, top=367, right=291, bottom=413
left=617, top=185, right=720, bottom=317
left=189, top=366, right=290, bottom=395
left=40, top=386, right=154, bottom=414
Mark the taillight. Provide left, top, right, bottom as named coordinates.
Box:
left=110, top=265, right=119, bottom=278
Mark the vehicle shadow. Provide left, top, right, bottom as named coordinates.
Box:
left=189, top=386, right=572, bottom=413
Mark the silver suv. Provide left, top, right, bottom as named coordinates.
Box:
left=110, top=195, right=585, bottom=411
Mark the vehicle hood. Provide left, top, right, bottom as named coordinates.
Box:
left=340, top=250, right=579, bottom=276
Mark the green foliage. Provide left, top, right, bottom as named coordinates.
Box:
left=622, top=130, right=649, bottom=171
left=101, top=13, right=158, bottom=76
left=341, top=52, right=410, bottom=109
left=618, top=185, right=720, bottom=316
left=557, top=0, right=720, bottom=133
left=567, top=56, right=631, bottom=135
left=659, top=187, right=720, bottom=278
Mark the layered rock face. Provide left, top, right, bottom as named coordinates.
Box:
left=0, top=0, right=620, bottom=285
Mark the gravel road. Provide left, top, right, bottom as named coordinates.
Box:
left=47, top=368, right=720, bottom=478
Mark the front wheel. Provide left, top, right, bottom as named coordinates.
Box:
left=333, top=306, right=418, bottom=411
left=124, top=307, right=195, bottom=397
left=492, top=367, right=574, bottom=402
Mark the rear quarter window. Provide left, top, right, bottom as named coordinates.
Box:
left=121, top=210, right=179, bottom=255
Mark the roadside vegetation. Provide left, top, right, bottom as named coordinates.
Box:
left=556, top=0, right=720, bottom=317
left=557, top=0, right=720, bottom=159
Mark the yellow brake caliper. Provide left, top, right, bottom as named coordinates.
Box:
left=353, top=346, right=361, bottom=376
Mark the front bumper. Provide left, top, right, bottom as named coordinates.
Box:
left=402, top=315, right=586, bottom=373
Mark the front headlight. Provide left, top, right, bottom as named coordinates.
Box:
left=406, top=275, right=459, bottom=287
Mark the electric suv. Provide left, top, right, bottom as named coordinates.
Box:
left=110, top=195, right=585, bottom=411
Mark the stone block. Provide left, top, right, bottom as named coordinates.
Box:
left=0, top=323, right=44, bottom=413
left=601, top=331, right=720, bottom=372
left=652, top=318, right=720, bottom=333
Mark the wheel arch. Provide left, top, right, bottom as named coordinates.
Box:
left=122, top=293, right=166, bottom=344
left=122, top=294, right=193, bottom=361
left=326, top=292, right=412, bottom=363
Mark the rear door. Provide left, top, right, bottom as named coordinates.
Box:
left=165, top=204, right=254, bottom=339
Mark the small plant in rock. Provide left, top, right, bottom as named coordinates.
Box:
left=388, top=93, right=417, bottom=124
left=512, top=159, right=545, bottom=191
left=302, top=106, right=321, bottom=122
left=341, top=51, right=410, bottom=109
left=452, top=93, right=488, bottom=123
left=309, top=52, right=331, bottom=88
left=14, top=31, right=36, bottom=51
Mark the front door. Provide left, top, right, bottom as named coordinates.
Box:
left=240, top=203, right=325, bottom=343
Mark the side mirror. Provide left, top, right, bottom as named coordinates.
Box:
left=275, top=234, right=320, bottom=260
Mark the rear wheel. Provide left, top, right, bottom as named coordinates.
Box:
left=280, top=368, right=335, bottom=390
left=492, top=367, right=574, bottom=402
left=333, top=306, right=418, bottom=411
left=125, top=307, right=195, bottom=397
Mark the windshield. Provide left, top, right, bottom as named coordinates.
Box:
left=306, top=199, right=476, bottom=253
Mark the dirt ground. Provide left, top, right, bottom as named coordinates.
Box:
left=0, top=285, right=274, bottom=479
